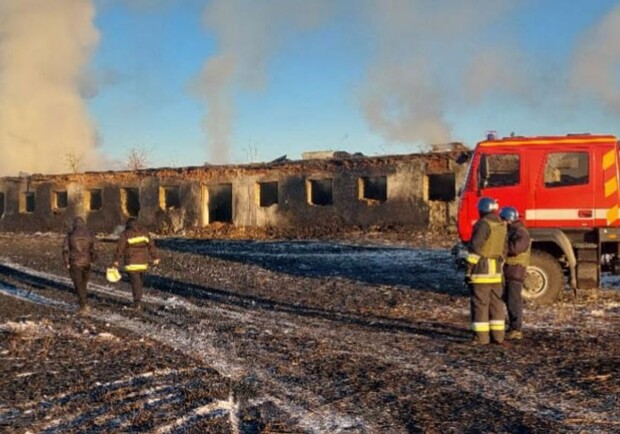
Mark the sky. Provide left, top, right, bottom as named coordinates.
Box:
left=2, top=0, right=620, bottom=175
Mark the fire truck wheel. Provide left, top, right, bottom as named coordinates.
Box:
left=523, top=250, right=564, bottom=305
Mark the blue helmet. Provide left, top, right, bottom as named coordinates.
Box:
left=499, top=206, right=519, bottom=222
left=477, top=197, right=498, bottom=216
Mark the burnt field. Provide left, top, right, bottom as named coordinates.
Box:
left=0, top=233, right=618, bottom=433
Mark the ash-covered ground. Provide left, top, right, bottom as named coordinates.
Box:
left=0, top=232, right=618, bottom=433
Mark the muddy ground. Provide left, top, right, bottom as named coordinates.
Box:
left=0, top=231, right=618, bottom=433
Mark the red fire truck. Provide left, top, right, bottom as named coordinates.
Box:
left=457, top=133, right=620, bottom=304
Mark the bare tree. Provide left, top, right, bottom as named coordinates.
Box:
left=125, top=147, right=152, bottom=170
left=167, top=156, right=180, bottom=168
left=245, top=139, right=258, bottom=163
left=65, top=151, right=82, bottom=174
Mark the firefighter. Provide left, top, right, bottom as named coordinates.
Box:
left=62, top=217, right=97, bottom=313
left=113, top=218, right=159, bottom=309
left=465, top=197, right=508, bottom=345
left=499, top=206, right=531, bottom=340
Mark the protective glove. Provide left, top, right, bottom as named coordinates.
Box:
left=466, top=262, right=475, bottom=276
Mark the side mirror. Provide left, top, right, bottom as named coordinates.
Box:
left=477, top=155, right=489, bottom=193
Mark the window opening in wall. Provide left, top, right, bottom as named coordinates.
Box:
left=87, top=189, right=103, bottom=211
left=0, top=193, right=5, bottom=218
left=121, top=187, right=140, bottom=217
left=208, top=183, right=233, bottom=223
left=359, top=176, right=387, bottom=203
left=427, top=173, right=456, bottom=202
left=53, top=191, right=68, bottom=210
left=257, top=181, right=278, bottom=207
left=21, top=192, right=36, bottom=213
left=307, top=178, right=333, bottom=206
left=160, top=186, right=181, bottom=210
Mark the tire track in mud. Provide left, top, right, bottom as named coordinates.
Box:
left=1, top=259, right=617, bottom=433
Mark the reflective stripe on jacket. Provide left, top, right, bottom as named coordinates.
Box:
left=115, top=224, right=158, bottom=272
left=469, top=257, right=503, bottom=284
left=466, top=253, right=480, bottom=265
left=467, top=214, right=507, bottom=285
left=125, top=263, right=149, bottom=271
left=128, top=235, right=150, bottom=245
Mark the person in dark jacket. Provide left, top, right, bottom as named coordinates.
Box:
left=465, top=197, right=508, bottom=345
left=113, top=218, right=159, bottom=309
left=62, top=217, right=97, bottom=313
left=499, top=206, right=531, bottom=340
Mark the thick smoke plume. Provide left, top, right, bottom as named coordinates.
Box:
left=194, top=0, right=331, bottom=163
left=195, top=0, right=517, bottom=157
left=358, top=0, right=514, bottom=146
left=0, top=0, right=100, bottom=176
left=360, top=59, right=450, bottom=145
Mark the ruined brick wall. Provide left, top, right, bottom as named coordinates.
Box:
left=0, top=151, right=471, bottom=234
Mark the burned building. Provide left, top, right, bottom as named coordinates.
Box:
left=0, top=149, right=471, bottom=235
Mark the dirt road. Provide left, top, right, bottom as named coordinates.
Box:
left=0, top=233, right=618, bottom=433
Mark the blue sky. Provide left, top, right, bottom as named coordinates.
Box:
left=3, top=0, right=620, bottom=175
left=82, top=0, right=620, bottom=167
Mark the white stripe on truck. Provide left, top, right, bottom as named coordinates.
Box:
left=525, top=209, right=608, bottom=220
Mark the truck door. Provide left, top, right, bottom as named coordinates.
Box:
left=476, top=151, right=527, bottom=218
left=530, top=149, right=594, bottom=228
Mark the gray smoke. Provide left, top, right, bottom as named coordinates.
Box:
left=97, top=0, right=173, bottom=11
left=194, top=0, right=518, bottom=156
left=360, top=60, right=450, bottom=145
left=572, top=4, right=620, bottom=112
left=194, top=0, right=332, bottom=163
left=464, top=46, right=530, bottom=105
left=358, top=0, right=515, bottom=146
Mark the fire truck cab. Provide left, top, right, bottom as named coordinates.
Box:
left=457, top=133, right=620, bottom=304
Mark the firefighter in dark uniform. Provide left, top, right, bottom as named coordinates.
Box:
left=499, top=206, right=531, bottom=340
left=62, top=217, right=97, bottom=313
left=113, top=218, right=159, bottom=309
left=466, top=197, right=508, bottom=345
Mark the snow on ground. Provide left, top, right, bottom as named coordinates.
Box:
left=0, top=257, right=204, bottom=313
left=0, top=282, right=71, bottom=310
left=1, top=238, right=618, bottom=433
left=0, top=260, right=371, bottom=432
left=601, top=272, right=620, bottom=289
